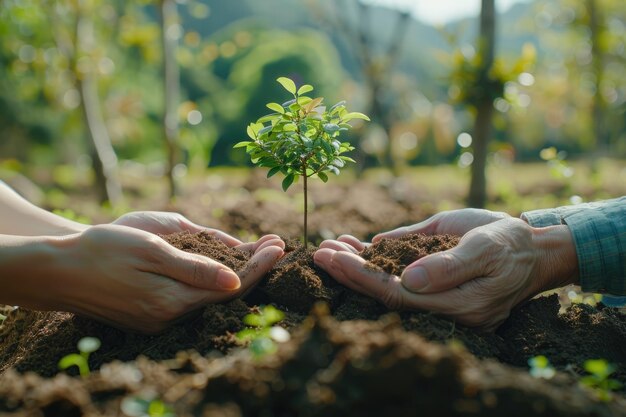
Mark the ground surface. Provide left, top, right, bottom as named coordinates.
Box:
left=1, top=166, right=626, bottom=416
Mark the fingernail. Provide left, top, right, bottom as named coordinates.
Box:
left=402, top=266, right=429, bottom=292
left=314, top=249, right=335, bottom=268
left=217, top=269, right=240, bottom=290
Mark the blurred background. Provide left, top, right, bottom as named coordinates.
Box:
left=0, top=0, right=624, bottom=221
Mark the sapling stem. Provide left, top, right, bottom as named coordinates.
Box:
left=303, top=162, right=308, bottom=247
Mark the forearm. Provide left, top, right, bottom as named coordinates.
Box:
left=0, top=234, right=70, bottom=310
left=0, top=181, right=89, bottom=236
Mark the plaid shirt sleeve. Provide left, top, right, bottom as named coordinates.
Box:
left=521, top=196, right=626, bottom=295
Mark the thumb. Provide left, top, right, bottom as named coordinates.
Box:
left=400, top=245, right=480, bottom=293
left=158, top=246, right=242, bottom=291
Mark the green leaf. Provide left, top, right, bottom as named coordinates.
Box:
left=342, top=112, right=370, bottom=122
left=318, top=172, right=328, bottom=183
left=236, top=328, right=259, bottom=341
left=266, top=102, right=285, bottom=114
left=243, top=313, right=263, bottom=327
left=262, top=305, right=285, bottom=325
left=329, top=100, right=346, bottom=112
left=277, top=77, right=297, bottom=94
left=282, top=174, right=295, bottom=191
left=323, top=123, right=340, bottom=133
left=246, top=125, right=256, bottom=139
left=339, top=156, right=356, bottom=163
left=283, top=123, right=297, bottom=132
left=234, top=141, right=252, bottom=148
left=257, top=114, right=281, bottom=123
left=297, top=84, right=314, bottom=95
left=267, top=166, right=281, bottom=178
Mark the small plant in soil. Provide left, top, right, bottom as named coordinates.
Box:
left=236, top=305, right=290, bottom=359
left=58, top=336, right=100, bottom=377
left=580, top=358, right=622, bottom=401
left=121, top=396, right=174, bottom=417
left=234, top=76, right=369, bottom=245
left=528, top=355, right=555, bottom=379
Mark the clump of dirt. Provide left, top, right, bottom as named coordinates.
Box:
left=361, top=234, right=460, bottom=275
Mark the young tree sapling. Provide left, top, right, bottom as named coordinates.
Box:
left=234, top=77, right=369, bottom=245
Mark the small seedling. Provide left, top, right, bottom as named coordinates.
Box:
left=121, top=396, right=174, bottom=417
left=58, top=336, right=101, bottom=377
left=235, top=76, right=369, bottom=245
left=236, top=305, right=290, bottom=359
left=528, top=355, right=555, bottom=379
left=0, top=313, right=6, bottom=323
left=580, top=358, right=622, bottom=401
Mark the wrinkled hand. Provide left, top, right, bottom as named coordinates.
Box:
left=315, top=218, right=577, bottom=331
left=58, top=224, right=284, bottom=333
left=374, top=208, right=511, bottom=241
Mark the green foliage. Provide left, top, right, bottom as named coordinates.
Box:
left=0, top=313, right=6, bottom=322
left=121, top=396, right=174, bottom=417
left=235, top=76, right=366, bottom=189
left=580, top=359, right=622, bottom=401
left=234, top=76, right=368, bottom=243
left=58, top=336, right=101, bottom=377
left=236, top=305, right=289, bottom=359
left=528, top=355, right=556, bottom=379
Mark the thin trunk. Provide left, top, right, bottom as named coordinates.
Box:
left=75, top=3, right=122, bottom=205
left=588, top=0, right=606, bottom=155
left=159, top=0, right=180, bottom=199
left=467, top=0, right=496, bottom=208
left=303, top=168, right=309, bottom=247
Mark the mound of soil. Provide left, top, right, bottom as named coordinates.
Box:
left=1, top=231, right=626, bottom=416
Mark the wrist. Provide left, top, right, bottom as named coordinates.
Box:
left=0, top=235, right=71, bottom=310
left=531, top=225, right=580, bottom=294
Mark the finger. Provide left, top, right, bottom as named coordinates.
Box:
left=373, top=217, right=438, bottom=242
left=400, top=243, right=482, bottom=293
left=315, top=249, right=407, bottom=309
left=315, top=249, right=467, bottom=314
left=235, top=246, right=284, bottom=295
left=203, top=228, right=243, bottom=247
left=337, top=235, right=369, bottom=251
left=154, top=245, right=242, bottom=291
left=255, top=237, right=285, bottom=253
left=236, top=234, right=283, bottom=255
left=318, top=240, right=359, bottom=253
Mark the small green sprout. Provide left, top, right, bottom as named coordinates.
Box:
left=580, top=359, right=622, bottom=401
left=234, top=76, right=369, bottom=245
left=58, top=336, right=101, bottom=377
left=528, top=355, right=555, bottom=379
left=121, top=396, right=174, bottom=417
left=236, top=305, right=290, bottom=359
left=0, top=313, right=6, bottom=322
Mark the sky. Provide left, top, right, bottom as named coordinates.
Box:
left=361, top=0, right=533, bottom=25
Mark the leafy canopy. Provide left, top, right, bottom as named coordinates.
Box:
left=234, top=76, right=369, bottom=191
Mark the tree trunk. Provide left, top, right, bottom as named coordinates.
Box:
left=588, top=0, right=606, bottom=155
left=75, top=5, right=122, bottom=206
left=467, top=0, right=496, bottom=208
left=159, top=0, right=181, bottom=199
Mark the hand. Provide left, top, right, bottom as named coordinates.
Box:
left=315, top=218, right=578, bottom=331
left=373, top=208, right=511, bottom=241
left=48, top=225, right=284, bottom=333
left=112, top=211, right=242, bottom=247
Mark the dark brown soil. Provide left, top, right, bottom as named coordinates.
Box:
left=1, top=230, right=626, bottom=416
